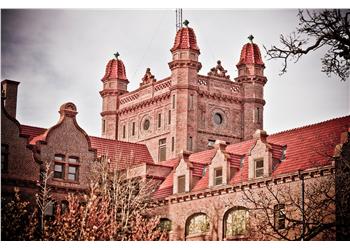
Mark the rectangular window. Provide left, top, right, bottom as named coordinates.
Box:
left=214, top=168, right=223, bottom=185
left=168, top=110, right=171, bottom=125
left=178, top=175, right=185, bottom=193
left=159, top=138, right=166, bottom=162
left=54, top=163, right=64, bottom=179
left=188, top=136, right=193, bottom=151
left=102, top=120, right=105, bottom=133
left=255, top=107, right=261, bottom=124
left=255, top=159, right=264, bottom=178
left=281, top=146, right=287, bottom=161
left=123, top=125, right=126, bottom=139
left=189, top=94, right=194, bottom=110
left=1, top=144, right=9, bottom=172
left=44, top=201, right=54, bottom=216
left=171, top=137, right=175, bottom=152
left=172, top=95, right=175, bottom=109
left=132, top=122, right=135, bottom=136
left=274, top=204, right=286, bottom=230
left=68, top=166, right=78, bottom=181
left=68, top=156, right=79, bottom=181
left=158, top=113, right=162, bottom=128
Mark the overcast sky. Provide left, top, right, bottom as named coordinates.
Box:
left=1, top=9, right=349, bottom=137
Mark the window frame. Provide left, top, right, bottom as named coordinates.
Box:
left=254, top=159, right=264, bottom=178
left=224, top=207, right=249, bottom=239
left=54, top=154, right=65, bottom=179
left=122, top=124, right=126, bottom=138
left=132, top=122, right=136, bottom=136
left=177, top=175, right=186, bottom=193
left=274, top=204, right=286, bottom=230
left=158, top=138, right=166, bottom=162
left=53, top=154, right=80, bottom=182
left=214, top=167, right=223, bottom=185
left=158, top=113, right=162, bottom=128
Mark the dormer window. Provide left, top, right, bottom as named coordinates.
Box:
left=281, top=146, right=287, bottom=161
left=255, top=159, right=264, bottom=178
left=214, top=167, right=223, bottom=185
left=177, top=175, right=185, bottom=193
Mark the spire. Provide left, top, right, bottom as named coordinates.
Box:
left=237, top=36, right=264, bottom=67
left=101, top=52, right=129, bottom=82
left=176, top=9, right=183, bottom=31
left=170, top=21, right=200, bottom=53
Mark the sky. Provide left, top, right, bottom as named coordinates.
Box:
left=1, top=9, right=349, bottom=137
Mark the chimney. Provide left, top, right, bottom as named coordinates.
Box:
left=178, top=150, right=191, bottom=162
left=1, top=79, right=20, bottom=118
left=253, top=129, right=268, bottom=143
left=214, top=140, right=228, bottom=151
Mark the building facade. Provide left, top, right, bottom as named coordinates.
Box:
left=1, top=22, right=349, bottom=240
left=100, top=23, right=266, bottom=162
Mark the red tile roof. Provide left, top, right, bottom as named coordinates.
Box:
left=101, top=58, right=128, bottom=82
left=237, top=42, right=264, bottom=66
left=19, top=124, right=154, bottom=169
left=156, top=116, right=350, bottom=197
left=20, top=124, right=46, bottom=141
left=170, top=27, right=200, bottom=53
left=89, top=136, right=154, bottom=169
left=153, top=172, right=174, bottom=199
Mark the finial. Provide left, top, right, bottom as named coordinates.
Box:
left=248, top=34, right=254, bottom=43
left=114, top=52, right=120, bottom=59
left=183, top=20, right=189, bottom=27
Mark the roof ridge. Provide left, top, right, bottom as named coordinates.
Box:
left=21, top=124, right=47, bottom=130
left=89, top=135, right=148, bottom=147
left=269, top=115, right=350, bottom=137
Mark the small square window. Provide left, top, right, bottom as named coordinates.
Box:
left=68, top=157, right=79, bottom=164
left=54, top=155, right=64, bottom=161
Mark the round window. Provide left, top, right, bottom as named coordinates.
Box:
left=214, top=113, right=223, bottom=125
left=143, top=119, right=150, bottom=130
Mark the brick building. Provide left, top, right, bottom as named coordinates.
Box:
left=100, top=22, right=265, bottom=162
left=1, top=22, right=349, bottom=240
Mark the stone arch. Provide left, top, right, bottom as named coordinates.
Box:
left=223, top=206, right=249, bottom=240
left=185, top=212, right=210, bottom=240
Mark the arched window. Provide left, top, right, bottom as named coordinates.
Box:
left=186, top=213, right=210, bottom=237
left=159, top=218, right=172, bottom=232
left=224, top=207, right=249, bottom=239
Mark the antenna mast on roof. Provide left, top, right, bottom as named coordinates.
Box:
left=176, top=9, right=183, bottom=31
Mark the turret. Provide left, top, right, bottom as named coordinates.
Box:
left=235, top=35, right=267, bottom=140
left=100, top=52, right=129, bottom=139
left=168, top=20, right=201, bottom=157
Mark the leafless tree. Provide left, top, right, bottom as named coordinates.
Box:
left=265, top=9, right=350, bottom=81
left=242, top=175, right=336, bottom=241
left=35, top=162, right=53, bottom=236
left=1, top=157, right=168, bottom=240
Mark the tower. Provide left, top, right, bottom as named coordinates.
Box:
left=100, top=53, right=129, bottom=139
left=168, top=20, right=202, bottom=155
left=235, top=35, right=267, bottom=140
